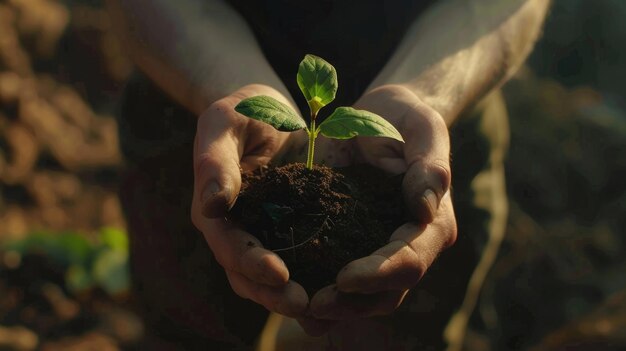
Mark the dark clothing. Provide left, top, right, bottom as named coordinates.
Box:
left=226, top=0, right=437, bottom=112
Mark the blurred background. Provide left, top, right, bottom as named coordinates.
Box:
left=0, top=0, right=624, bottom=350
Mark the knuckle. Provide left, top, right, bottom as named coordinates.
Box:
left=389, top=242, right=427, bottom=287
left=425, top=107, right=448, bottom=132
left=194, top=148, right=216, bottom=172
left=404, top=101, right=447, bottom=133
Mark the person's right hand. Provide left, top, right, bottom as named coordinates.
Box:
left=190, top=84, right=309, bottom=318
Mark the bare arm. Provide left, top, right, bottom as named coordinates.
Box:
left=106, top=0, right=292, bottom=115
left=369, top=0, right=551, bottom=124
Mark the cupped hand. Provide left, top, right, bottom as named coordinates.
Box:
left=190, top=84, right=309, bottom=318
left=302, top=84, right=458, bottom=333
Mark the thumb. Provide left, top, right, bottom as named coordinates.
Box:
left=400, top=104, right=452, bottom=224
left=403, top=158, right=451, bottom=224
left=194, top=99, right=244, bottom=218
left=352, top=85, right=452, bottom=223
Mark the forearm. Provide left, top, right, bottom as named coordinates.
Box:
left=370, top=0, right=550, bottom=125
left=106, top=0, right=290, bottom=115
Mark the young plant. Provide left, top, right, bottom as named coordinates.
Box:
left=235, top=54, right=404, bottom=170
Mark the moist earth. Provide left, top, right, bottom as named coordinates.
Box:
left=228, top=163, right=407, bottom=294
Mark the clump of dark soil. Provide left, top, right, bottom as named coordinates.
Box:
left=228, top=163, right=407, bottom=294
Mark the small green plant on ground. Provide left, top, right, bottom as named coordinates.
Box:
left=1, top=228, right=130, bottom=296
left=235, top=54, right=404, bottom=169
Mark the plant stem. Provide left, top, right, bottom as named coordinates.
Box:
left=306, top=118, right=316, bottom=170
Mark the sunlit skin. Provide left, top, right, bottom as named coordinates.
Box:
left=106, top=0, right=550, bottom=337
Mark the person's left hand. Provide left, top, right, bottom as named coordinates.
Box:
left=298, top=84, right=458, bottom=335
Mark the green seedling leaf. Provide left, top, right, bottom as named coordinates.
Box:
left=231, top=54, right=406, bottom=170
left=318, top=107, right=405, bottom=142
left=297, top=54, right=338, bottom=115
left=235, top=96, right=306, bottom=132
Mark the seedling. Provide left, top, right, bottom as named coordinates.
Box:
left=235, top=55, right=404, bottom=170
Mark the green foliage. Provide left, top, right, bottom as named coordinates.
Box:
left=235, top=55, right=404, bottom=170
left=1, top=227, right=130, bottom=296
left=318, top=107, right=404, bottom=142
left=234, top=96, right=306, bottom=132
left=297, top=54, right=338, bottom=116
left=4, top=232, right=92, bottom=267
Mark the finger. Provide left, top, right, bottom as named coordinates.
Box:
left=310, top=285, right=408, bottom=320
left=402, top=158, right=451, bottom=224
left=400, top=104, right=451, bottom=224
left=194, top=98, right=246, bottom=218
left=193, top=221, right=289, bottom=286
left=336, top=195, right=456, bottom=294
left=226, top=270, right=308, bottom=318
left=296, top=316, right=336, bottom=337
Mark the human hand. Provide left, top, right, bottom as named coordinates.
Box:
left=190, top=84, right=309, bottom=318
left=301, top=84, right=458, bottom=334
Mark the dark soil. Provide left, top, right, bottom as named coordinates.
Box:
left=228, top=163, right=407, bottom=294
left=0, top=253, right=143, bottom=350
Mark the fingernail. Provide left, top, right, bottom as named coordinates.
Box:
left=422, top=189, right=439, bottom=221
